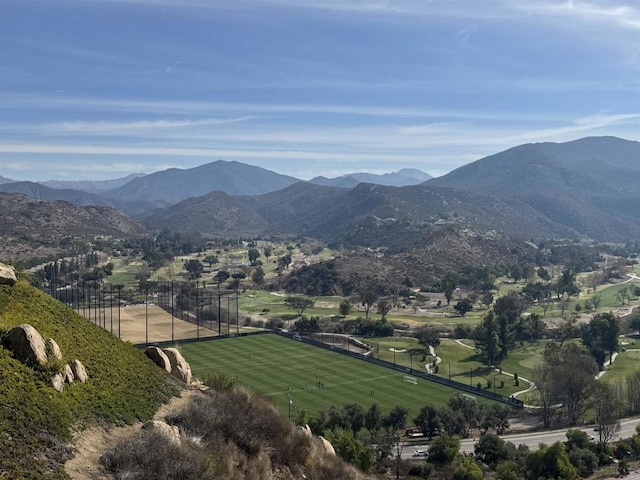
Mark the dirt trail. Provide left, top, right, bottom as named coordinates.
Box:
left=64, top=387, right=195, bottom=480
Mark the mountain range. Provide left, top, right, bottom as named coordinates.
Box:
left=1, top=136, right=638, bottom=258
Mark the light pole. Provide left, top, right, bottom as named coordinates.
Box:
left=288, top=392, right=292, bottom=420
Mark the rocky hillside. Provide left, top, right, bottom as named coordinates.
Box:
left=0, top=276, right=181, bottom=479
left=0, top=192, right=147, bottom=262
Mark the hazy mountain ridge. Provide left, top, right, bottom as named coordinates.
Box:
left=0, top=181, right=123, bottom=209
left=40, top=173, right=146, bottom=193
left=309, top=168, right=431, bottom=188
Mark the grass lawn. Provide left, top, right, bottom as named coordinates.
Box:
left=602, top=350, right=640, bottom=384
left=178, top=334, right=496, bottom=420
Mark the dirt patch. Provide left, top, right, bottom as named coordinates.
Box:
left=88, top=304, right=219, bottom=344
left=64, top=387, right=196, bottom=480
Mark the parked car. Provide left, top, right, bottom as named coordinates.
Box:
left=413, top=450, right=427, bottom=457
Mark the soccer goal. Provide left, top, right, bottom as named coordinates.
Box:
left=403, top=375, right=418, bottom=385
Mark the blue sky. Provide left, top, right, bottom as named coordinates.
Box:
left=0, top=0, right=639, bottom=181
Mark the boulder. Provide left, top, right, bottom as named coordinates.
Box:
left=47, top=338, right=63, bottom=361
left=3, top=324, right=48, bottom=367
left=0, top=263, right=17, bottom=286
left=300, top=424, right=313, bottom=438
left=51, top=373, right=65, bottom=392
left=145, top=346, right=172, bottom=373
left=318, top=436, right=336, bottom=456
left=63, top=364, right=74, bottom=383
left=70, top=359, right=88, bottom=382
left=142, top=420, right=181, bottom=447
left=163, top=348, right=192, bottom=384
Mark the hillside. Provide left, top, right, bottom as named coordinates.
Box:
left=136, top=190, right=270, bottom=235
left=428, top=136, right=640, bottom=241
left=0, top=279, right=181, bottom=479
left=103, top=160, right=301, bottom=213
left=0, top=193, right=147, bottom=262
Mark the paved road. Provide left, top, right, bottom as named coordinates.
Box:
left=401, top=416, right=640, bottom=458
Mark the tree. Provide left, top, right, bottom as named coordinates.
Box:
left=531, top=362, right=557, bottom=429
left=525, top=441, right=577, bottom=480
left=284, top=296, right=315, bottom=315
left=427, top=433, right=460, bottom=464
left=382, top=405, right=408, bottom=435
left=184, top=259, right=204, bottom=279
left=454, top=298, right=473, bottom=316
left=376, top=299, right=391, bottom=320
left=230, top=272, right=246, bottom=292
left=454, top=456, right=483, bottom=480
left=417, top=326, right=441, bottom=350
left=343, top=403, right=366, bottom=436
left=277, top=253, right=292, bottom=272
left=247, top=248, right=260, bottom=265
left=550, top=343, right=598, bottom=424
left=263, top=245, right=272, bottom=260
left=365, top=403, right=382, bottom=439
left=359, top=289, right=377, bottom=320
left=339, top=298, right=351, bottom=317
left=474, top=311, right=501, bottom=366
left=475, top=433, right=514, bottom=469
left=203, top=255, right=218, bottom=268
left=414, top=405, right=440, bottom=440
left=582, top=312, right=620, bottom=368
left=441, top=275, right=458, bottom=305
left=630, top=315, right=640, bottom=334
left=324, top=428, right=374, bottom=473
left=251, top=266, right=265, bottom=285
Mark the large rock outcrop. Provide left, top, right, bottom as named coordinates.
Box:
left=3, top=324, right=48, bottom=367
left=163, top=348, right=192, bottom=384
left=0, top=263, right=17, bottom=285
left=318, top=436, right=336, bottom=456
left=145, top=346, right=172, bottom=373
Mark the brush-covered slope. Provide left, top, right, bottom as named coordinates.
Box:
left=136, top=190, right=270, bottom=236
left=0, top=280, right=181, bottom=479
left=428, top=136, right=640, bottom=241
left=0, top=193, right=147, bottom=262
left=103, top=160, right=300, bottom=211
left=254, top=182, right=577, bottom=249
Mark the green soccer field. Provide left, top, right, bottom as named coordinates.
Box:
left=178, top=334, right=494, bottom=419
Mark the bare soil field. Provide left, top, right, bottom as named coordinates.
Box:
left=87, top=304, right=219, bottom=344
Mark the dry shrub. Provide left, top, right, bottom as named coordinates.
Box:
left=100, top=428, right=224, bottom=480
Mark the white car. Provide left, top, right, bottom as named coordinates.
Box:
left=412, top=450, right=427, bottom=457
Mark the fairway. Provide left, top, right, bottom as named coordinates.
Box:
left=178, top=334, right=492, bottom=419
